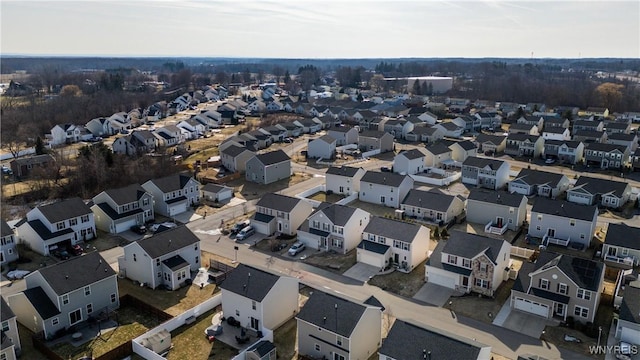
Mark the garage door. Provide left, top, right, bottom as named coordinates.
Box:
left=514, top=297, right=549, bottom=318
left=169, top=203, right=187, bottom=216
left=621, top=327, right=640, bottom=345
left=250, top=220, right=272, bottom=235
left=427, top=272, right=456, bottom=289
left=115, top=218, right=138, bottom=233
left=358, top=249, right=384, bottom=268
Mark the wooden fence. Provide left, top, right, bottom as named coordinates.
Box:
left=120, top=294, right=173, bottom=322
left=32, top=335, right=64, bottom=360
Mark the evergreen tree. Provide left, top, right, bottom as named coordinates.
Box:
left=34, top=136, right=46, bottom=155
left=412, top=80, right=421, bottom=95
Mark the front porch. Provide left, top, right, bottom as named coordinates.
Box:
left=485, top=221, right=508, bottom=235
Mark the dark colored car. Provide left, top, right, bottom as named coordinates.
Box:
left=68, top=244, right=84, bottom=256
left=53, top=249, right=70, bottom=260
left=380, top=166, right=391, bottom=172
left=131, top=224, right=147, bottom=234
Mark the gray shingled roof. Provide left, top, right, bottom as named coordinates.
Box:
left=361, top=171, right=410, bottom=187
left=218, top=264, right=280, bottom=302
left=586, top=143, right=627, bottom=153
left=146, top=173, right=194, bottom=193
left=316, top=204, right=358, bottom=226
left=221, top=144, right=252, bottom=157
left=424, top=142, right=451, bottom=155
left=511, top=168, right=566, bottom=188
left=402, top=189, right=462, bottom=212
left=37, top=251, right=115, bottom=296
left=202, top=183, right=232, bottom=194
left=24, top=287, right=60, bottom=319
left=256, top=193, right=302, bottom=212
left=572, top=176, right=628, bottom=198
left=363, top=216, right=423, bottom=242
left=297, top=291, right=368, bottom=338
left=544, top=127, right=568, bottom=134
left=398, top=148, right=425, bottom=160
left=604, top=223, right=640, bottom=250
left=607, top=132, right=636, bottom=141
left=315, top=134, right=336, bottom=144
left=0, top=297, right=14, bottom=322
left=532, top=251, right=604, bottom=291
left=103, top=184, right=149, bottom=205
left=254, top=150, right=290, bottom=165
left=507, top=133, right=541, bottom=142
left=380, top=319, right=483, bottom=360
left=532, top=198, right=597, bottom=222
left=326, top=166, right=362, bottom=178
left=468, top=189, right=525, bottom=208
left=462, top=156, right=507, bottom=170
left=136, top=226, right=199, bottom=258
left=36, top=198, right=92, bottom=224
left=359, top=130, right=387, bottom=138
left=475, top=133, right=506, bottom=145
left=357, top=240, right=390, bottom=254
left=619, top=284, right=640, bottom=324
left=440, top=231, right=506, bottom=263
left=1, top=220, right=12, bottom=238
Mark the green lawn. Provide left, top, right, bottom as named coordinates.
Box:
left=167, top=307, right=238, bottom=360
left=273, top=317, right=297, bottom=360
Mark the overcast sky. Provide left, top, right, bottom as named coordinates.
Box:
left=2, top=1, right=638, bottom=58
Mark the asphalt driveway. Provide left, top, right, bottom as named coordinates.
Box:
left=413, top=283, right=454, bottom=307
left=343, top=263, right=380, bottom=282
left=501, top=309, right=559, bottom=338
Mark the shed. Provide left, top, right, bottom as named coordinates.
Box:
left=141, top=329, right=172, bottom=354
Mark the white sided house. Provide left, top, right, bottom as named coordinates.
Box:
left=142, top=173, right=201, bottom=217
left=466, top=189, right=527, bottom=233
left=359, top=171, right=414, bottom=208
left=307, top=135, right=337, bottom=160
left=508, top=168, right=571, bottom=199
left=1, top=220, right=18, bottom=265
left=529, top=199, right=598, bottom=250
left=400, top=189, right=465, bottom=226
left=325, top=166, right=366, bottom=195
left=393, top=149, right=426, bottom=175
left=297, top=204, right=370, bottom=254
left=566, top=176, right=632, bottom=209
left=461, top=156, right=510, bottom=190
left=252, top=193, right=313, bottom=236
left=91, top=184, right=154, bottom=234
left=602, top=223, right=640, bottom=267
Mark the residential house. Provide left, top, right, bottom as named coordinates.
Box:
left=220, top=145, right=254, bottom=173
left=573, top=130, right=608, bottom=144
left=504, top=134, right=545, bottom=158
left=542, top=127, right=571, bottom=141
left=529, top=199, right=598, bottom=250
left=220, top=264, right=299, bottom=336
left=118, top=226, right=200, bottom=290
left=252, top=193, right=313, bottom=236
left=245, top=130, right=273, bottom=150
left=8, top=252, right=119, bottom=339
left=383, top=119, right=413, bottom=139
left=358, top=216, right=431, bottom=272
left=1, top=297, right=20, bottom=359
left=328, top=127, right=359, bottom=146
left=543, top=117, right=570, bottom=129
left=50, top=123, right=83, bottom=145
left=423, top=143, right=452, bottom=168
left=379, top=319, right=492, bottom=360
left=474, top=134, right=507, bottom=154
left=572, top=119, right=604, bottom=135
left=544, top=140, right=585, bottom=164
left=142, top=173, right=201, bottom=217
left=155, top=125, right=184, bottom=146
left=131, top=130, right=157, bottom=153
left=474, top=112, right=502, bottom=129
left=16, top=198, right=95, bottom=256
left=358, top=130, right=394, bottom=153
left=633, top=148, right=640, bottom=171
left=193, top=110, right=223, bottom=128
left=245, top=340, right=276, bottom=360
left=608, top=132, right=638, bottom=151
left=9, top=154, right=56, bottom=178
left=605, top=122, right=631, bottom=135
left=584, top=143, right=629, bottom=169
left=499, top=102, right=522, bottom=117
left=510, top=251, right=604, bottom=323
left=508, top=123, right=539, bottom=136
left=466, top=189, right=527, bottom=233
left=452, top=115, right=482, bottom=133
left=508, top=168, right=570, bottom=198
left=433, top=121, right=464, bottom=138
left=307, top=135, right=336, bottom=160
left=297, top=204, right=370, bottom=253
left=296, top=291, right=382, bottom=360
left=401, top=189, right=465, bottom=225
left=405, top=126, right=444, bottom=144
left=567, top=176, right=631, bottom=209
left=259, top=126, right=287, bottom=143
left=276, top=122, right=303, bottom=138
left=615, top=283, right=640, bottom=345
left=602, top=223, right=640, bottom=267
left=217, top=103, right=240, bottom=125
left=461, top=157, right=510, bottom=190
left=325, top=166, right=366, bottom=195
left=85, top=117, right=110, bottom=137
left=417, top=110, right=438, bottom=124
left=266, top=101, right=284, bottom=113
left=294, top=118, right=322, bottom=134
left=177, top=118, right=206, bottom=140
left=201, top=184, right=234, bottom=203
left=1, top=220, right=18, bottom=265
left=91, top=184, right=154, bottom=234
left=393, top=149, right=426, bottom=175
left=112, top=135, right=143, bottom=156
left=517, top=116, right=544, bottom=131
left=425, top=231, right=511, bottom=296
left=359, top=171, right=414, bottom=208
left=446, top=140, right=478, bottom=164
left=526, top=103, right=547, bottom=113
left=245, top=150, right=291, bottom=185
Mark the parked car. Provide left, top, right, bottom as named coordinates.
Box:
left=230, top=220, right=250, bottom=235
left=545, top=158, right=556, bottom=164
left=53, top=249, right=70, bottom=260
left=67, top=244, right=84, bottom=256
left=380, top=166, right=391, bottom=172
left=131, top=224, right=147, bottom=234
left=288, top=242, right=306, bottom=256
left=235, top=226, right=255, bottom=241
left=150, top=222, right=177, bottom=233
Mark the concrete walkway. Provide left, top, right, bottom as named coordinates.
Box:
left=413, top=283, right=454, bottom=307
left=343, top=263, right=379, bottom=282
left=492, top=300, right=512, bottom=326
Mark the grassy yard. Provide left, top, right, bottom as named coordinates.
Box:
left=368, top=259, right=427, bottom=298
left=273, top=317, right=298, bottom=360
left=303, top=249, right=357, bottom=274
left=227, top=172, right=312, bottom=201
left=307, top=191, right=345, bottom=204
left=444, top=279, right=515, bottom=324
left=18, top=323, right=48, bottom=360
left=51, top=306, right=162, bottom=360
left=167, top=307, right=238, bottom=360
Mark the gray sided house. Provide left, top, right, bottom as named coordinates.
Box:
left=504, top=134, right=544, bottom=158
left=508, top=168, right=571, bottom=199
left=8, top=252, right=118, bottom=340
left=91, top=184, right=154, bottom=234
left=307, top=135, right=337, bottom=160
left=142, top=173, right=201, bottom=217
left=584, top=143, right=629, bottom=170
left=1, top=297, right=20, bottom=359
left=220, top=144, right=254, bottom=173
left=1, top=220, right=18, bottom=265
left=359, top=171, right=414, bottom=208
left=297, top=203, right=370, bottom=254
left=246, top=150, right=291, bottom=185
left=511, top=251, right=604, bottom=323
left=400, top=189, right=465, bottom=226
left=358, top=130, right=394, bottom=153
left=602, top=223, right=640, bottom=267
left=466, top=189, right=527, bottom=233
left=567, top=176, right=631, bottom=209
left=615, top=284, right=640, bottom=346
left=296, top=291, right=383, bottom=360
left=325, top=166, right=366, bottom=195
left=474, top=134, right=506, bottom=154
left=379, top=319, right=492, bottom=360
left=529, top=199, right=598, bottom=250
left=118, top=226, right=200, bottom=290
left=327, top=126, right=359, bottom=146
left=461, top=156, right=510, bottom=190
left=16, top=198, right=96, bottom=256
left=543, top=140, right=585, bottom=164
left=252, top=193, right=313, bottom=236
left=393, top=148, right=426, bottom=175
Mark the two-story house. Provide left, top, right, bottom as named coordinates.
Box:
left=296, top=291, right=383, bottom=360
left=405, top=126, right=444, bottom=144
left=510, top=251, right=604, bottom=323
left=572, top=119, right=604, bottom=135
left=358, top=216, right=431, bottom=272
left=16, top=198, right=95, bottom=256
left=393, top=149, right=426, bottom=175
left=325, top=166, right=366, bottom=196
left=573, top=130, right=608, bottom=144
left=400, top=189, right=465, bottom=225
left=607, top=132, right=638, bottom=151
left=379, top=319, right=492, bottom=360
left=155, top=125, right=185, bottom=146
left=602, top=223, right=640, bottom=267
left=327, top=126, right=359, bottom=146
left=220, top=144, right=254, bottom=173
left=542, top=127, right=571, bottom=141
left=543, top=117, right=570, bottom=129
left=433, top=121, right=464, bottom=138
left=446, top=140, right=478, bottom=163
left=517, top=116, right=544, bottom=131
left=584, top=143, right=630, bottom=169
left=1, top=220, right=18, bottom=265
left=1, top=298, right=20, bottom=359
left=508, top=168, right=571, bottom=199
left=307, top=135, right=337, bottom=160
left=219, top=264, right=299, bottom=335
left=474, top=112, right=502, bottom=129
left=118, top=226, right=200, bottom=290
left=615, top=283, right=640, bottom=346
left=8, top=252, right=119, bottom=339
left=461, top=157, right=510, bottom=190
left=382, top=119, right=413, bottom=139
left=567, top=176, right=632, bottom=209
left=423, top=143, right=453, bottom=168
left=294, top=118, right=323, bottom=134
left=474, top=134, right=507, bottom=155
left=529, top=199, right=598, bottom=250
left=466, top=189, right=527, bottom=233
left=504, top=134, right=544, bottom=158
left=245, top=150, right=291, bottom=185
left=425, top=231, right=511, bottom=296
left=358, top=130, right=394, bottom=154
left=508, top=123, right=539, bottom=136
left=452, top=115, right=482, bottom=133
left=251, top=193, right=313, bottom=236
left=91, top=184, right=154, bottom=234
left=605, top=121, right=631, bottom=135
left=544, top=140, right=585, bottom=164
left=297, top=204, right=370, bottom=253
left=50, top=123, right=83, bottom=146
left=359, top=171, right=414, bottom=208
left=142, top=173, right=200, bottom=217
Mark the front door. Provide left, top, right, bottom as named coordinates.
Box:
left=394, top=253, right=399, bottom=264
left=608, top=247, right=617, bottom=257
left=278, top=222, right=282, bottom=232
left=496, top=217, right=503, bottom=227
left=250, top=317, right=259, bottom=330
left=320, top=237, right=327, bottom=250
left=547, top=228, right=556, bottom=237
left=462, top=276, right=469, bottom=287
left=555, top=303, right=565, bottom=317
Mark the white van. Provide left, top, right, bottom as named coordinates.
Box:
left=235, top=226, right=255, bottom=241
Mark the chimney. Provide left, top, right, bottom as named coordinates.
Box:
left=65, top=275, right=69, bottom=280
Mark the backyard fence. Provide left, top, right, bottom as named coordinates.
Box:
left=510, top=246, right=536, bottom=259
left=120, top=294, right=173, bottom=322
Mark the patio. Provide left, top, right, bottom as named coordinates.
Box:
left=207, top=312, right=265, bottom=352
left=47, top=318, right=119, bottom=348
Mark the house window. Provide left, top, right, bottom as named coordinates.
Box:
left=537, top=214, right=543, bottom=221
left=69, top=308, right=82, bottom=326
left=570, top=219, right=576, bottom=227
left=84, top=286, right=91, bottom=296
left=580, top=234, right=585, bottom=239
left=1, top=321, right=8, bottom=332
left=539, top=279, right=549, bottom=290
left=111, top=293, right=117, bottom=303
left=133, top=254, right=137, bottom=262
left=315, top=344, right=321, bottom=352
left=56, top=222, right=66, bottom=231
left=536, top=225, right=541, bottom=231
left=463, top=259, right=471, bottom=268
left=475, top=278, right=489, bottom=288
left=558, top=283, right=568, bottom=295
left=62, top=294, right=69, bottom=305
left=195, top=256, right=199, bottom=264
left=252, top=301, right=256, bottom=310
left=156, top=259, right=160, bottom=267
left=378, top=236, right=386, bottom=244
left=447, top=255, right=457, bottom=264
left=158, top=271, right=161, bottom=278
left=574, top=306, right=589, bottom=318
left=143, top=198, right=149, bottom=206
left=81, top=215, right=90, bottom=223
left=52, top=317, right=59, bottom=326
left=337, top=336, right=343, bottom=346
left=69, top=218, right=78, bottom=226
left=87, top=303, right=93, bottom=314
left=480, top=263, right=488, bottom=272
left=577, top=289, right=591, bottom=300
left=509, top=207, right=514, bottom=214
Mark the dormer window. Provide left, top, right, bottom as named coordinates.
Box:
left=447, top=255, right=457, bottom=264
